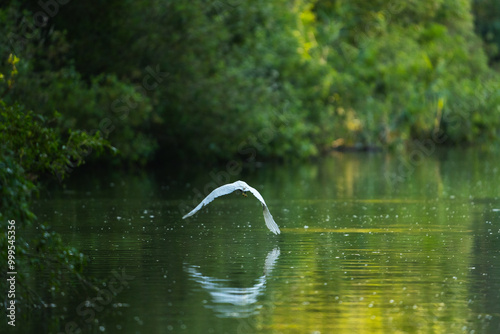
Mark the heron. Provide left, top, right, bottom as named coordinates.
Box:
left=182, top=180, right=281, bottom=235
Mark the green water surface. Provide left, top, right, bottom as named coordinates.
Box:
left=23, top=149, right=500, bottom=333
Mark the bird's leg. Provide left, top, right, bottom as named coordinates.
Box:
left=242, top=191, right=247, bottom=197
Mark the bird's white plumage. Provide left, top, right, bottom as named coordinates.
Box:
left=182, top=180, right=280, bottom=235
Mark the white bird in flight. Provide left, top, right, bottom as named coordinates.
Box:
left=182, top=180, right=281, bottom=235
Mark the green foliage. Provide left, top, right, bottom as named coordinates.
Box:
left=473, top=0, right=500, bottom=63
left=1, top=0, right=500, bottom=161
left=0, top=149, right=36, bottom=223
left=0, top=115, right=92, bottom=312
left=11, top=67, right=158, bottom=165
left=0, top=101, right=111, bottom=180
left=309, top=0, right=499, bottom=148
left=0, top=3, right=157, bottom=165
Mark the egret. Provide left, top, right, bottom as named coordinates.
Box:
left=182, top=180, right=281, bottom=235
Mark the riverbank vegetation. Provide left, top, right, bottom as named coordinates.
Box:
left=2, top=0, right=500, bottom=166
left=1, top=0, right=500, bottom=313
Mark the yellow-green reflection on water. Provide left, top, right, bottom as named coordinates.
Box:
left=28, top=148, right=500, bottom=333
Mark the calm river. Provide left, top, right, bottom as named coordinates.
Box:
left=23, top=148, right=500, bottom=333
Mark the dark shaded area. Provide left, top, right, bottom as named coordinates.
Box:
left=473, top=0, right=500, bottom=64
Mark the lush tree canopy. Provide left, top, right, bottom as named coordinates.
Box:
left=1, top=0, right=499, bottom=166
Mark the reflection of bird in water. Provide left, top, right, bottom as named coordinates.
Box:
left=182, top=180, right=281, bottom=235
left=185, top=247, right=280, bottom=318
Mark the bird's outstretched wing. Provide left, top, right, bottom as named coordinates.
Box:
left=247, top=186, right=281, bottom=235
left=182, top=183, right=240, bottom=219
